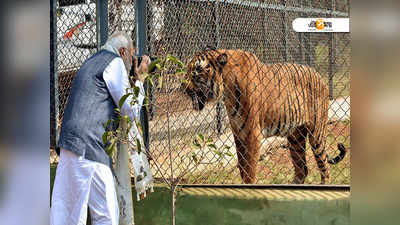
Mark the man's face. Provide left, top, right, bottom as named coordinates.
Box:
left=128, top=45, right=135, bottom=67
left=120, top=44, right=134, bottom=74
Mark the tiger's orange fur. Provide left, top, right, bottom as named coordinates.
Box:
left=184, top=49, right=346, bottom=184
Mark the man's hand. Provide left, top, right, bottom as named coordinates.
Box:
left=134, top=55, right=151, bottom=82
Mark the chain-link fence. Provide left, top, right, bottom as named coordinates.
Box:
left=51, top=0, right=350, bottom=185
left=50, top=0, right=136, bottom=149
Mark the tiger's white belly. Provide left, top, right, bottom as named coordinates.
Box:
left=259, top=122, right=301, bottom=160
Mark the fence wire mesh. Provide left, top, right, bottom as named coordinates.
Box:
left=52, top=0, right=136, bottom=149
left=51, top=0, right=350, bottom=185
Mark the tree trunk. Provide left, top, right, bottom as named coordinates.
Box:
left=115, top=118, right=135, bottom=225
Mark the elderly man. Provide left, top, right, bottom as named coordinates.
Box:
left=50, top=32, right=150, bottom=225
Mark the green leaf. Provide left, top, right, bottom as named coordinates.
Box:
left=213, top=150, right=223, bottom=158
left=145, top=104, right=149, bottom=114
left=114, top=108, right=121, bottom=115
left=133, top=86, right=140, bottom=98
left=197, top=133, right=205, bottom=142
left=155, top=63, right=162, bottom=71
left=191, top=152, right=198, bottom=164
left=192, top=140, right=201, bottom=149
left=207, top=143, right=217, bottom=150
left=224, top=145, right=231, bottom=150
left=106, top=138, right=117, bottom=156
left=160, top=58, right=167, bottom=69
left=102, top=132, right=108, bottom=144
left=136, top=138, right=142, bottom=154
left=126, top=124, right=132, bottom=136
left=104, top=119, right=113, bottom=129
left=119, top=93, right=133, bottom=109
left=148, top=59, right=161, bottom=72
left=167, top=55, right=184, bottom=68
left=136, top=121, right=143, bottom=134
left=224, top=152, right=234, bottom=157
left=148, top=75, right=154, bottom=87
left=174, top=68, right=186, bottom=76
left=192, top=143, right=201, bottom=148
left=143, top=73, right=152, bottom=83
left=158, top=76, right=163, bottom=89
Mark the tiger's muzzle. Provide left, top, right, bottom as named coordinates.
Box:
left=185, top=87, right=208, bottom=111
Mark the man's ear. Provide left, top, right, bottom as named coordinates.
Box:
left=217, top=53, right=227, bottom=66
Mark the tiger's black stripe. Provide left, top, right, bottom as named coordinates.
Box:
left=232, top=80, right=241, bottom=118
left=239, top=111, right=250, bottom=132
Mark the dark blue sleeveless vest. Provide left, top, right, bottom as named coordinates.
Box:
left=58, top=50, right=120, bottom=168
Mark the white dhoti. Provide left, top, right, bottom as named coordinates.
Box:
left=50, top=149, right=119, bottom=225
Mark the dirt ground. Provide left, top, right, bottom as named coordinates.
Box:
left=148, top=118, right=350, bottom=185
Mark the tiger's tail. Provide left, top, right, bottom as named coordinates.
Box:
left=327, top=143, right=347, bottom=164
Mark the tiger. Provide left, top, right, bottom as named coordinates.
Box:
left=183, top=48, right=346, bottom=184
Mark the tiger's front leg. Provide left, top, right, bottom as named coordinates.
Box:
left=234, top=125, right=263, bottom=184
left=233, top=134, right=248, bottom=183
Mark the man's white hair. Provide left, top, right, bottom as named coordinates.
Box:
left=101, top=31, right=133, bottom=56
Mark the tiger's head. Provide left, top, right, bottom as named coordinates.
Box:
left=184, top=50, right=228, bottom=111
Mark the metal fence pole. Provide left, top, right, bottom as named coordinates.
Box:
left=136, top=0, right=148, bottom=56
left=50, top=0, right=58, bottom=149
left=298, top=32, right=303, bottom=64
left=214, top=1, right=223, bottom=135
left=305, top=33, right=311, bottom=65
left=136, top=0, right=151, bottom=152
left=298, top=0, right=307, bottom=64
left=304, top=0, right=311, bottom=66
left=96, top=0, right=109, bottom=50
left=262, top=3, right=267, bottom=62
left=281, top=0, right=288, bottom=62
left=328, top=0, right=336, bottom=99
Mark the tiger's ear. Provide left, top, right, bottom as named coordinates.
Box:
left=217, top=53, right=227, bottom=66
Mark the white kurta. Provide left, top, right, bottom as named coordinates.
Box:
left=51, top=55, right=145, bottom=225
